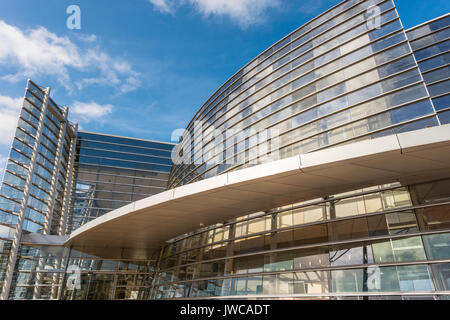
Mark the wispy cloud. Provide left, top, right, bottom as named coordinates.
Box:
left=70, top=101, right=113, bottom=124
left=0, top=155, right=7, bottom=175
left=0, top=94, right=23, bottom=146
left=0, top=20, right=141, bottom=94
left=75, top=54, right=141, bottom=94
left=76, top=33, right=98, bottom=43
left=148, top=0, right=280, bottom=28
left=149, top=0, right=175, bottom=14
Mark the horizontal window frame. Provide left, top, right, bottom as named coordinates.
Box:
left=172, top=30, right=416, bottom=184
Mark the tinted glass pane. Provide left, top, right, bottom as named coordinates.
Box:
left=433, top=94, right=450, bottom=111
left=394, top=117, right=439, bottom=134
left=77, top=132, right=175, bottom=151
left=423, top=233, right=450, bottom=260
left=418, top=52, right=450, bottom=71
left=431, top=263, right=450, bottom=291
left=428, top=79, right=450, bottom=97
left=439, top=110, right=450, bottom=124
left=390, top=100, right=435, bottom=124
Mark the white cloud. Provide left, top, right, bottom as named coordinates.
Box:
left=148, top=0, right=280, bottom=27
left=71, top=101, right=113, bottom=123
left=0, top=21, right=83, bottom=85
left=189, top=0, right=279, bottom=26
left=149, top=0, right=174, bottom=13
left=0, top=155, right=8, bottom=176
left=0, top=95, right=23, bottom=146
left=75, top=54, right=141, bottom=94
left=0, top=20, right=140, bottom=93
left=76, top=33, right=97, bottom=43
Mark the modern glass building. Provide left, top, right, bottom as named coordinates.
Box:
left=0, top=80, right=77, bottom=299
left=169, top=0, right=444, bottom=188
left=70, top=131, right=174, bottom=232
left=0, top=0, right=449, bottom=300
left=154, top=3, right=450, bottom=299
left=407, top=14, right=450, bottom=125
left=153, top=179, right=450, bottom=299
left=0, top=81, right=175, bottom=299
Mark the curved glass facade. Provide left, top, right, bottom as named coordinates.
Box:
left=153, top=179, right=450, bottom=299
left=169, top=0, right=440, bottom=188
left=157, top=0, right=450, bottom=300
left=1, top=0, right=449, bottom=301
left=407, top=14, right=450, bottom=124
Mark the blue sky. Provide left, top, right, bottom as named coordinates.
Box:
left=0, top=0, right=449, bottom=173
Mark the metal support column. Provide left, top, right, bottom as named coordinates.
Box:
left=1, top=85, right=51, bottom=300
left=59, top=123, right=77, bottom=236
left=33, top=107, right=68, bottom=300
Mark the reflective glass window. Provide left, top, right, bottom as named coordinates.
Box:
left=439, top=110, right=450, bottom=124
left=432, top=94, right=450, bottom=111
left=423, top=233, right=450, bottom=260
left=372, top=236, right=426, bottom=263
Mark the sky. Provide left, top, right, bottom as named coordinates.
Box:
left=0, top=0, right=449, bottom=174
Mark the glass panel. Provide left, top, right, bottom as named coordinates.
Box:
left=232, top=255, right=264, bottom=274
left=332, top=265, right=433, bottom=293
left=431, top=263, right=450, bottom=291
left=231, top=277, right=263, bottom=296
left=439, top=110, right=450, bottom=125
left=78, top=132, right=175, bottom=151
left=385, top=211, right=419, bottom=235
left=332, top=268, right=364, bottom=293
left=293, top=271, right=329, bottom=294
left=328, top=217, right=369, bottom=242
left=264, top=251, right=293, bottom=272
left=411, top=179, right=450, bottom=204
left=396, top=265, right=434, bottom=292
left=416, top=204, right=450, bottom=231
left=423, top=233, right=450, bottom=260
left=292, top=247, right=329, bottom=269
left=428, top=79, right=450, bottom=97
left=432, top=94, right=450, bottom=111
left=330, top=245, right=374, bottom=267
left=263, top=273, right=293, bottom=295
left=292, top=204, right=329, bottom=224
left=372, top=236, right=426, bottom=263
left=334, top=196, right=366, bottom=218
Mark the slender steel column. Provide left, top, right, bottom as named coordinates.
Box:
left=56, top=246, right=72, bottom=300
left=221, top=223, right=236, bottom=296
left=43, top=108, right=68, bottom=235
left=59, top=125, right=78, bottom=236
left=267, top=212, right=279, bottom=294
left=33, top=108, right=68, bottom=299
left=1, top=85, right=51, bottom=300
left=149, top=246, right=165, bottom=299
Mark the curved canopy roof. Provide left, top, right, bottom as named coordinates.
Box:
left=66, top=125, right=450, bottom=259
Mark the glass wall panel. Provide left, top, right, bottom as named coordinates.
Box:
left=423, top=233, right=450, bottom=260
left=372, top=236, right=426, bottom=263
left=431, top=263, right=450, bottom=291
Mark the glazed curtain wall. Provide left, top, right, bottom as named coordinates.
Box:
left=0, top=81, right=75, bottom=236
left=153, top=179, right=450, bottom=299
left=407, top=14, right=450, bottom=125
left=0, top=80, right=77, bottom=299
left=69, top=132, right=174, bottom=232
left=5, top=245, right=157, bottom=300
left=169, top=0, right=439, bottom=188
left=0, top=82, right=175, bottom=300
